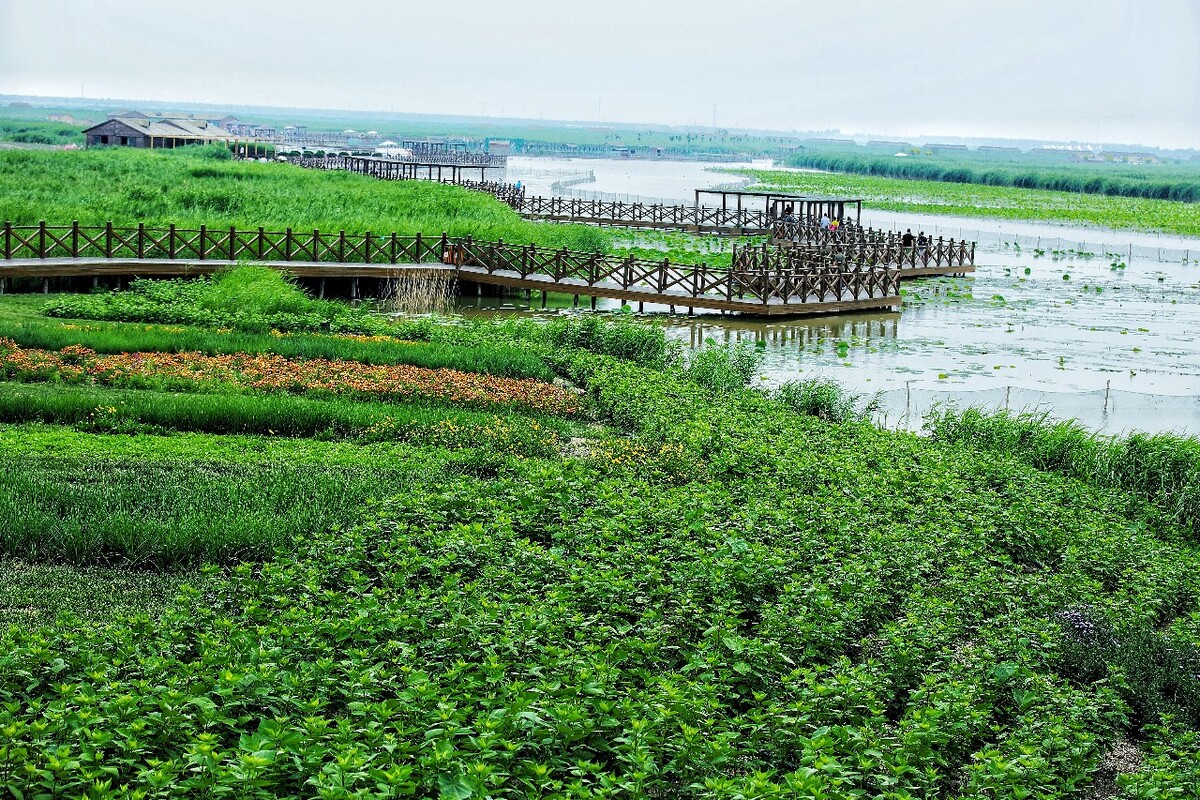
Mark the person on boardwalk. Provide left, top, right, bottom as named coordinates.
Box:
left=902, top=229, right=915, bottom=248
left=916, top=231, right=928, bottom=261
left=820, top=212, right=831, bottom=230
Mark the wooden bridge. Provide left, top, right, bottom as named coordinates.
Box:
left=298, top=156, right=973, bottom=276
left=0, top=222, right=901, bottom=316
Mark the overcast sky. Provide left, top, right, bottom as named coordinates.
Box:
left=2, top=0, right=1198, bottom=147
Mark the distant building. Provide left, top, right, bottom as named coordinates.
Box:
left=926, top=143, right=968, bottom=151
left=1103, top=151, right=1160, bottom=164
left=977, top=145, right=1020, bottom=152
left=804, top=138, right=856, bottom=146
left=83, top=116, right=235, bottom=148
left=867, top=140, right=913, bottom=149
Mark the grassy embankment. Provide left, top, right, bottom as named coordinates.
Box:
left=0, top=147, right=608, bottom=250
left=728, top=167, right=1200, bottom=238
left=2, top=268, right=1200, bottom=795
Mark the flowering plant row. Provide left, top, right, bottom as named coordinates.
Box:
left=0, top=339, right=580, bottom=416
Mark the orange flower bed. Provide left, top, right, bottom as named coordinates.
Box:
left=0, top=338, right=580, bottom=415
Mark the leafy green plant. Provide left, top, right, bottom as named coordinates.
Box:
left=775, top=377, right=876, bottom=423
left=544, top=312, right=671, bottom=366
left=685, top=338, right=761, bottom=393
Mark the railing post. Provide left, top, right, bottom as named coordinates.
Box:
left=107, top=222, right=115, bottom=258
left=258, top=227, right=265, bottom=260
left=440, top=232, right=449, bottom=265
left=166, top=223, right=174, bottom=259
left=137, top=223, right=145, bottom=259
left=394, top=232, right=402, bottom=264
left=338, top=230, right=346, bottom=262
left=2, top=221, right=11, bottom=259
left=71, top=220, right=79, bottom=258
left=286, top=228, right=294, bottom=261
left=199, top=224, right=208, bottom=260
left=230, top=226, right=237, bottom=262
left=38, top=220, right=46, bottom=258
left=364, top=231, right=372, bottom=264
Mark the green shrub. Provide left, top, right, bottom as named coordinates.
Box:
left=776, top=378, right=876, bottom=423
left=1056, top=606, right=1200, bottom=729
left=172, top=143, right=233, bottom=161
left=685, top=338, right=761, bottom=393
left=544, top=312, right=670, bottom=366
left=45, top=267, right=392, bottom=336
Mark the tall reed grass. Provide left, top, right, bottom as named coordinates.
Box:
left=927, top=408, right=1200, bottom=537
left=0, top=148, right=609, bottom=251
left=380, top=268, right=458, bottom=315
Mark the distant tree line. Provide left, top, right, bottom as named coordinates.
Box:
left=785, top=151, right=1200, bottom=203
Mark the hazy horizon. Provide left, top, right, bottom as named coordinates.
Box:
left=2, top=0, right=1198, bottom=149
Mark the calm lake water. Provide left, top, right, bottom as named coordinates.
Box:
left=477, top=157, right=1200, bottom=435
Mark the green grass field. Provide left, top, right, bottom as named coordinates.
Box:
left=0, top=147, right=609, bottom=250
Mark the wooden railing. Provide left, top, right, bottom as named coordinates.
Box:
left=1, top=221, right=899, bottom=308
left=286, top=156, right=975, bottom=271
left=0, top=221, right=447, bottom=264
left=515, top=195, right=770, bottom=231
left=444, top=236, right=898, bottom=305
left=769, top=230, right=975, bottom=270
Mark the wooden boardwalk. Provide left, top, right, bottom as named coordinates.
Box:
left=0, top=222, right=902, bottom=316
left=304, top=156, right=975, bottom=276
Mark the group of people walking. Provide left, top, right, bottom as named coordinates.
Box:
left=901, top=229, right=933, bottom=261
